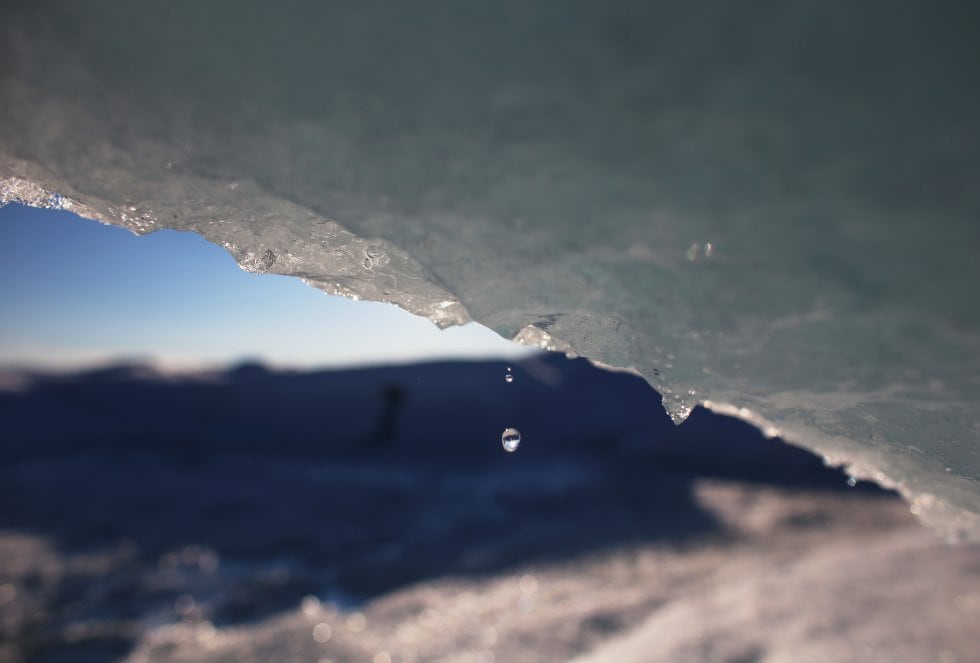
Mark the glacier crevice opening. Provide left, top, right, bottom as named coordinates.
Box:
left=1, top=1, right=978, bottom=541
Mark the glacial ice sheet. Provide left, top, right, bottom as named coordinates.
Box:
left=1, top=2, right=979, bottom=539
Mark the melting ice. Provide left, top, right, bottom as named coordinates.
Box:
left=0, top=1, right=978, bottom=539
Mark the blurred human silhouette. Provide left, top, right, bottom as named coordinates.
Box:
left=366, top=382, right=406, bottom=448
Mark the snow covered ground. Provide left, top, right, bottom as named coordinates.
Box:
left=1, top=356, right=976, bottom=662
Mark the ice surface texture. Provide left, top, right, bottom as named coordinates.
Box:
left=1, top=2, right=978, bottom=538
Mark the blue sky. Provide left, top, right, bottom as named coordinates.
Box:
left=0, top=203, right=530, bottom=370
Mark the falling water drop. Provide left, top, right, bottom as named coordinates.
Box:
left=501, top=427, right=521, bottom=452
left=847, top=476, right=858, bottom=487
left=505, top=366, right=514, bottom=383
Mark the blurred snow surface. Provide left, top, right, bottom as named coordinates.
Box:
left=0, top=359, right=977, bottom=662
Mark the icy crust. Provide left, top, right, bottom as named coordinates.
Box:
left=699, top=401, right=980, bottom=543
left=0, top=174, right=468, bottom=328
left=2, top=1, right=979, bottom=540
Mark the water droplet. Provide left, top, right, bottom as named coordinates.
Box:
left=847, top=476, right=858, bottom=487
left=501, top=428, right=521, bottom=452
left=504, top=374, right=514, bottom=383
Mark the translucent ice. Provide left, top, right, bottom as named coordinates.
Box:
left=1, top=1, right=978, bottom=539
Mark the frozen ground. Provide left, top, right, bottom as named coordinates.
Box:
left=1, top=356, right=976, bottom=662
